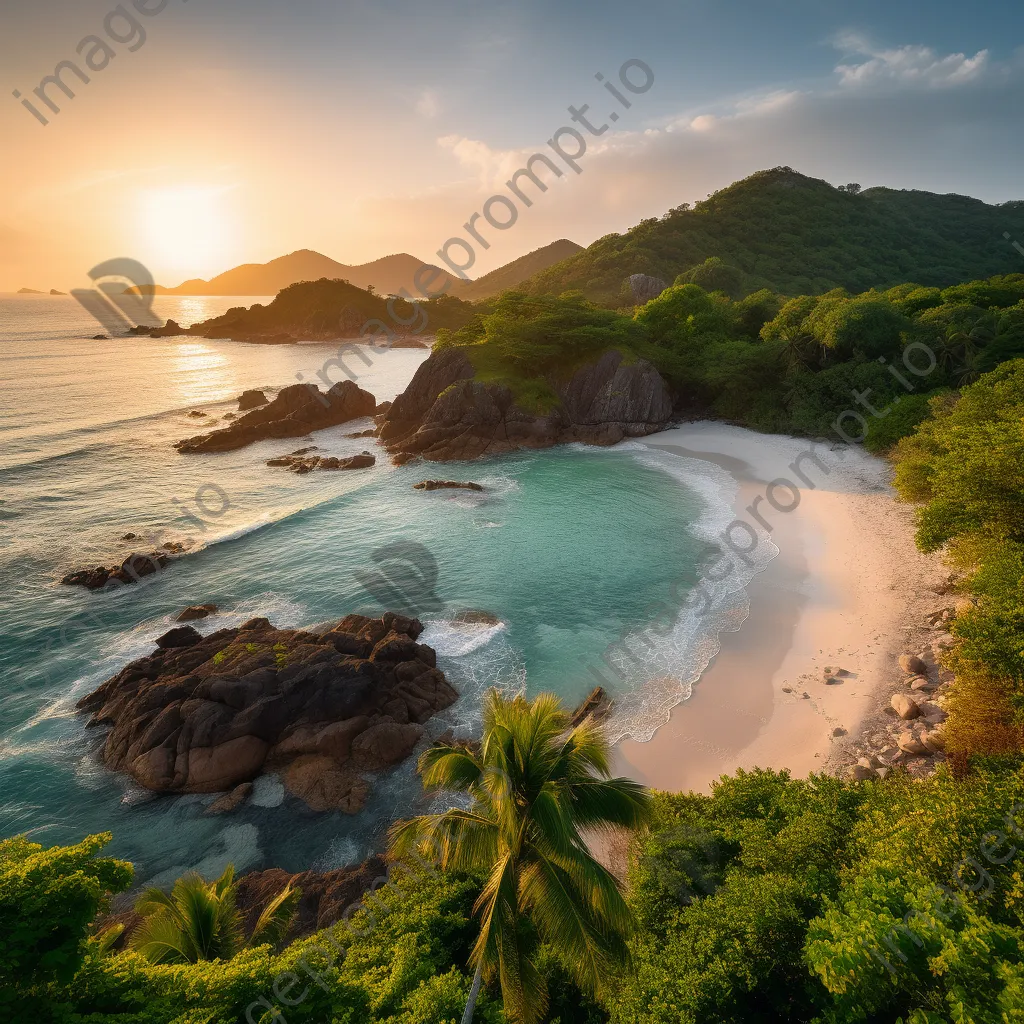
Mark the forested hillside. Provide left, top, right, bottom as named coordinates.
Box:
left=519, top=168, right=1024, bottom=304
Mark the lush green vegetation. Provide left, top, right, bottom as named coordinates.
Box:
left=436, top=291, right=655, bottom=412
left=192, top=277, right=479, bottom=339
left=893, top=359, right=1024, bottom=757
left=1, top=830, right=505, bottom=1024
left=8, top=760, right=1024, bottom=1024
left=436, top=271, right=1024, bottom=443
left=518, top=168, right=1024, bottom=305
left=390, top=690, right=652, bottom=1023
left=615, top=764, right=1024, bottom=1023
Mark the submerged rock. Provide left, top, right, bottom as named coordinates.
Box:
left=176, top=381, right=376, bottom=454
left=76, top=612, right=457, bottom=811
left=177, top=603, right=218, bottom=622
left=205, top=781, right=253, bottom=815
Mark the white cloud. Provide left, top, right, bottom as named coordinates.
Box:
left=833, top=34, right=989, bottom=89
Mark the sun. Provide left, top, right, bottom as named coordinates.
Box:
left=138, top=186, right=236, bottom=282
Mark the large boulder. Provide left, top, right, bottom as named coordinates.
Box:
left=379, top=348, right=672, bottom=462
left=176, top=381, right=376, bottom=454
left=76, top=612, right=457, bottom=807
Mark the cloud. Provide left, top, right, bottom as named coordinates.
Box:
left=351, top=34, right=1024, bottom=280
left=833, top=33, right=989, bottom=89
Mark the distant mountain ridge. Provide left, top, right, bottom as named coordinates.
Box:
left=517, top=167, right=1024, bottom=304
left=147, top=250, right=449, bottom=298
left=144, top=241, right=584, bottom=301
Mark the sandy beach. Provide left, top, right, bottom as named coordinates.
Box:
left=613, top=422, right=947, bottom=794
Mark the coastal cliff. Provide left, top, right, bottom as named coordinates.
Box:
left=379, top=347, right=673, bottom=461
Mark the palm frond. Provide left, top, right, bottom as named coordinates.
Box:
left=519, top=853, right=631, bottom=998
left=418, top=746, right=483, bottom=793
left=566, top=777, right=654, bottom=831
left=129, top=910, right=198, bottom=965
left=249, top=881, right=299, bottom=949
left=389, top=809, right=499, bottom=873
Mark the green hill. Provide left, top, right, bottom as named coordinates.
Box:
left=450, top=238, right=583, bottom=301
left=519, top=167, right=1024, bottom=304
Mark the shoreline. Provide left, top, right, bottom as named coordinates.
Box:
left=613, top=422, right=948, bottom=793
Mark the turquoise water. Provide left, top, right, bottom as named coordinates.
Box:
left=0, top=295, right=752, bottom=882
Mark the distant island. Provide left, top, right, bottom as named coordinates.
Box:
left=17, top=287, right=66, bottom=295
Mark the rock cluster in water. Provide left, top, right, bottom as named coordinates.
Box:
left=176, top=381, right=376, bottom=454
left=61, top=552, right=173, bottom=590
left=76, top=612, right=457, bottom=813
left=379, top=348, right=673, bottom=462
left=266, top=448, right=376, bottom=474
left=414, top=479, right=483, bottom=491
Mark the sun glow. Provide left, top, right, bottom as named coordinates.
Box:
left=138, top=186, right=236, bottom=283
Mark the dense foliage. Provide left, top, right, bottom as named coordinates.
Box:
left=518, top=167, right=1024, bottom=305
left=893, top=360, right=1024, bottom=755
left=7, top=765, right=1024, bottom=1024
left=1, top=846, right=504, bottom=1024
left=438, top=272, right=1024, bottom=444
left=193, top=277, right=479, bottom=339
left=611, top=764, right=1024, bottom=1024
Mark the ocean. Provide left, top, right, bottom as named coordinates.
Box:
left=0, top=294, right=773, bottom=884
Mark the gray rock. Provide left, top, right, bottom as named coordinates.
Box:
left=628, top=274, right=668, bottom=304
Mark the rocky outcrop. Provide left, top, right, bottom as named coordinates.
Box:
left=628, top=274, right=668, bottom=304
left=128, top=320, right=185, bottom=338
left=267, top=450, right=375, bottom=474
left=235, top=856, right=387, bottom=941
left=379, top=348, right=673, bottom=462
left=76, top=612, right=457, bottom=812
left=61, top=552, right=172, bottom=590
left=414, top=480, right=483, bottom=491
left=176, top=381, right=376, bottom=454
left=238, top=389, right=269, bottom=411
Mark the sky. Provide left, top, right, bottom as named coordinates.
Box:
left=2, top=0, right=1023, bottom=291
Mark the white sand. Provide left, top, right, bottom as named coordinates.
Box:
left=612, top=423, right=946, bottom=793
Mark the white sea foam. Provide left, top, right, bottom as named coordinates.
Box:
left=250, top=773, right=285, bottom=807
left=588, top=441, right=780, bottom=744
left=420, top=617, right=506, bottom=658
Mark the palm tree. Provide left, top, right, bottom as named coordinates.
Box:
left=389, top=690, right=653, bottom=1024
left=129, top=864, right=298, bottom=964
